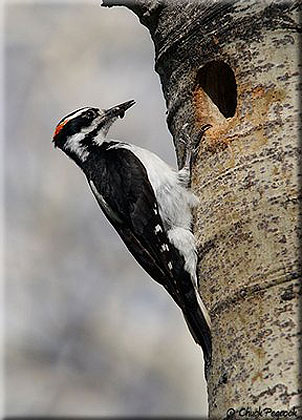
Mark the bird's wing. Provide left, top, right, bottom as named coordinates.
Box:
left=86, top=146, right=212, bottom=361
left=87, top=146, right=185, bottom=305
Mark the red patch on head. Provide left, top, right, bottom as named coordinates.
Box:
left=53, top=119, right=68, bottom=137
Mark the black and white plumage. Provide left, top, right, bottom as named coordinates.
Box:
left=53, top=101, right=212, bottom=366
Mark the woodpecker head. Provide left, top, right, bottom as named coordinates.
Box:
left=53, top=100, right=135, bottom=162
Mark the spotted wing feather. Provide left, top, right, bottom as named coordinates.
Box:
left=86, top=147, right=185, bottom=305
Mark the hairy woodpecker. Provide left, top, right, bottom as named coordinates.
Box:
left=53, top=100, right=212, bottom=366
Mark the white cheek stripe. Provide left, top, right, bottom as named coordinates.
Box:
left=65, top=132, right=90, bottom=161
left=64, top=115, right=105, bottom=162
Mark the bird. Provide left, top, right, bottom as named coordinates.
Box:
left=52, top=100, right=212, bottom=368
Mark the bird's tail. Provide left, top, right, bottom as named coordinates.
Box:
left=182, top=292, right=212, bottom=372
left=164, top=246, right=212, bottom=371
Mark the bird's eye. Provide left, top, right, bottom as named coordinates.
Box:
left=86, top=110, right=95, bottom=120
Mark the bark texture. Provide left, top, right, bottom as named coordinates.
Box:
left=103, top=0, right=301, bottom=417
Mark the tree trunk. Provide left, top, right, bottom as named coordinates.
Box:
left=103, top=0, right=301, bottom=417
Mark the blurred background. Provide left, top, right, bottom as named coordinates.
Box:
left=4, top=0, right=207, bottom=416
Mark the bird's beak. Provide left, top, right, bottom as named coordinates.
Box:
left=105, top=100, right=136, bottom=119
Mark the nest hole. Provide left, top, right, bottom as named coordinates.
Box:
left=196, top=61, right=237, bottom=118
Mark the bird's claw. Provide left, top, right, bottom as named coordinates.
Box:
left=191, top=124, right=212, bottom=154
left=189, top=124, right=213, bottom=165
left=178, top=123, right=191, bottom=146
left=180, top=123, right=212, bottom=150
left=180, top=123, right=212, bottom=170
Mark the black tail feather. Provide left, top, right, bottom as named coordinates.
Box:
left=183, top=304, right=212, bottom=366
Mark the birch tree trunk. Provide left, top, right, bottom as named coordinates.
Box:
left=103, top=0, right=301, bottom=417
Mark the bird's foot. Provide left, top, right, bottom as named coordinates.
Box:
left=180, top=123, right=212, bottom=170
left=190, top=124, right=212, bottom=159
